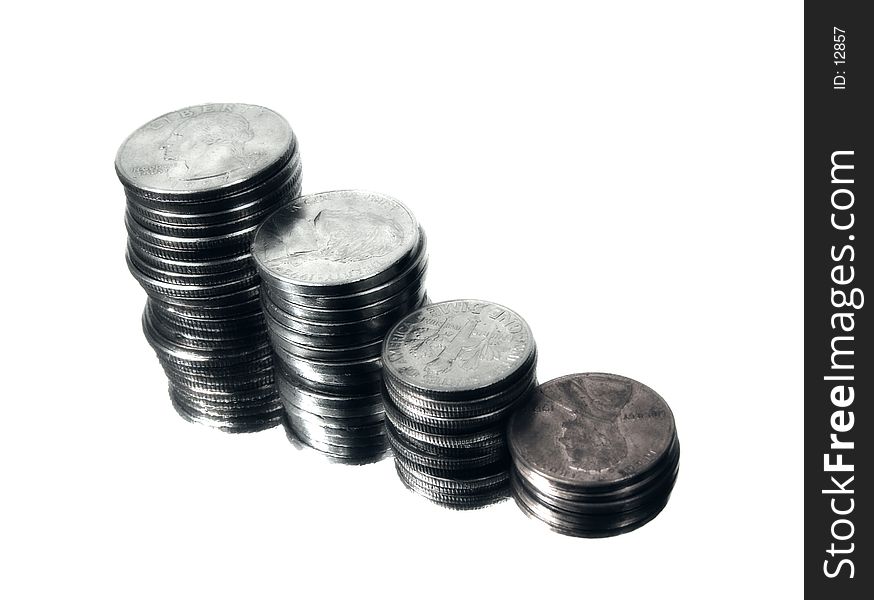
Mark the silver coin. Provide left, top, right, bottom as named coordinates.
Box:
left=393, top=461, right=508, bottom=510
left=264, top=312, right=392, bottom=350
left=148, top=301, right=266, bottom=335
left=128, top=254, right=260, bottom=301
left=168, top=378, right=278, bottom=404
left=155, top=325, right=267, bottom=348
left=171, top=390, right=283, bottom=433
left=143, top=312, right=272, bottom=366
left=247, top=189, right=428, bottom=454
left=152, top=325, right=268, bottom=352
left=274, top=352, right=383, bottom=388
left=116, top=103, right=296, bottom=199
left=262, top=239, right=427, bottom=310
left=280, top=394, right=384, bottom=421
left=383, top=354, right=537, bottom=418
left=394, top=456, right=508, bottom=492
left=252, top=190, right=420, bottom=295
left=262, top=273, right=424, bottom=325
left=124, top=168, right=302, bottom=223
left=164, top=366, right=274, bottom=392
left=125, top=156, right=301, bottom=219
left=149, top=296, right=263, bottom=319
left=262, top=285, right=425, bottom=336
left=282, top=403, right=386, bottom=433
left=144, top=283, right=261, bottom=310
left=384, top=421, right=504, bottom=472
left=127, top=242, right=255, bottom=276
left=164, top=354, right=274, bottom=378
left=269, top=331, right=383, bottom=362
left=128, top=248, right=257, bottom=286
left=385, top=375, right=536, bottom=434
left=381, top=299, right=536, bottom=507
left=128, top=202, right=284, bottom=239
left=264, top=280, right=429, bottom=338
left=275, top=370, right=384, bottom=417
left=118, top=105, right=301, bottom=435
left=152, top=324, right=268, bottom=352
left=127, top=169, right=301, bottom=239
left=125, top=211, right=261, bottom=254
left=384, top=419, right=505, bottom=459
left=285, top=417, right=388, bottom=448
left=382, top=398, right=506, bottom=451
left=285, top=427, right=390, bottom=463
left=383, top=299, right=535, bottom=395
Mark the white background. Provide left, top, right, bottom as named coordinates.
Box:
left=1, top=2, right=802, bottom=598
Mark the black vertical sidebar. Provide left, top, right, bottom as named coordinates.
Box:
left=805, top=2, right=871, bottom=597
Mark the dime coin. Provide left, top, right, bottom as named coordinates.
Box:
left=383, top=300, right=535, bottom=396
left=382, top=299, right=537, bottom=508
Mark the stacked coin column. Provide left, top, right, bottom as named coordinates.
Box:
left=252, top=191, right=428, bottom=463
left=381, top=300, right=537, bottom=509
left=117, top=104, right=301, bottom=432
left=507, top=373, right=680, bottom=537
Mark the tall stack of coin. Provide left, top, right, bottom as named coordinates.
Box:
left=252, top=190, right=428, bottom=463
left=117, top=103, right=301, bottom=432
left=382, top=300, right=537, bottom=509
left=508, top=373, right=680, bottom=537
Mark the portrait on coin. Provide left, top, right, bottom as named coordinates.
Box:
left=161, top=111, right=265, bottom=182
left=556, top=375, right=633, bottom=471
left=264, top=205, right=405, bottom=268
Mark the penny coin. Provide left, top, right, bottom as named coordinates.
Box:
left=507, top=373, right=680, bottom=537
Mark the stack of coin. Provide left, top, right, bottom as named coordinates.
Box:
left=508, top=373, right=680, bottom=537
left=117, top=103, right=301, bottom=432
left=382, top=300, right=537, bottom=509
left=252, top=190, right=428, bottom=463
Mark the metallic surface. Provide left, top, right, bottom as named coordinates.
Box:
left=252, top=190, right=419, bottom=293
left=116, top=103, right=296, bottom=197
left=507, top=373, right=680, bottom=537
left=117, top=103, right=301, bottom=432
left=383, top=300, right=535, bottom=395
left=382, top=299, right=537, bottom=509
left=252, top=191, right=428, bottom=460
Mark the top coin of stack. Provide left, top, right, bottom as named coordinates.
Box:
left=508, top=373, right=680, bottom=537
left=252, top=190, right=428, bottom=462
left=117, top=103, right=301, bottom=432
left=382, top=300, right=537, bottom=508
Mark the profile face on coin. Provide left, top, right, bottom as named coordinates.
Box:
left=116, top=103, right=294, bottom=195
left=253, top=191, right=419, bottom=288
left=508, top=373, right=676, bottom=487
left=383, top=300, right=534, bottom=393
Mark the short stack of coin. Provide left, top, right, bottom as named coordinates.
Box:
left=116, top=103, right=301, bottom=432
left=382, top=300, right=537, bottom=509
left=252, top=190, right=428, bottom=463
left=508, top=373, right=680, bottom=537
